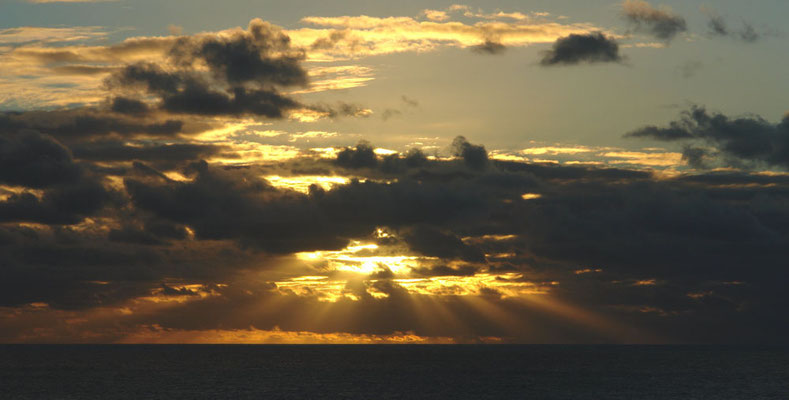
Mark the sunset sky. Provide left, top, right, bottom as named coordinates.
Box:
left=1, top=0, right=788, bottom=344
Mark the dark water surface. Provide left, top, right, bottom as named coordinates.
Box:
left=1, top=345, right=787, bottom=399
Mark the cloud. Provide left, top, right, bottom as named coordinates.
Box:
left=2, top=131, right=789, bottom=343
left=3, top=15, right=789, bottom=344
left=0, top=26, right=107, bottom=46
left=294, top=14, right=603, bottom=59
left=0, top=131, right=82, bottom=188
left=621, top=0, right=687, bottom=42
left=0, top=178, right=112, bottom=224
left=705, top=12, right=761, bottom=43
left=70, top=141, right=225, bottom=169
left=626, top=106, right=789, bottom=169
left=0, top=109, right=184, bottom=141
left=336, top=141, right=377, bottom=169
left=451, top=136, right=488, bottom=169
left=403, top=226, right=485, bottom=262
left=540, top=32, right=622, bottom=66
left=471, top=40, right=506, bottom=55
left=105, top=19, right=309, bottom=119
left=0, top=11, right=605, bottom=109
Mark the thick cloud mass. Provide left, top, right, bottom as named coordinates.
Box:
left=104, top=19, right=309, bottom=118
left=451, top=136, right=488, bottom=169
left=2, top=16, right=789, bottom=344
left=540, top=32, right=622, bottom=66
left=627, top=106, right=789, bottom=169
left=622, top=0, right=687, bottom=41
left=336, top=141, right=377, bottom=169
left=169, top=20, right=307, bottom=87
left=0, top=132, right=82, bottom=188
left=0, top=110, right=184, bottom=141
left=2, top=130, right=789, bottom=343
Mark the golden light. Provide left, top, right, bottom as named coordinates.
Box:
left=521, top=193, right=542, bottom=200
left=265, top=175, right=350, bottom=193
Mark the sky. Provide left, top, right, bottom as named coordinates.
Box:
left=0, top=0, right=788, bottom=344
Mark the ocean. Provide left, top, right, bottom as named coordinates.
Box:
left=1, top=345, right=787, bottom=399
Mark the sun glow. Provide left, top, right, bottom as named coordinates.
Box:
left=265, top=175, right=351, bottom=193
left=296, top=241, right=426, bottom=275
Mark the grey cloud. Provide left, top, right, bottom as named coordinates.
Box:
left=0, top=110, right=184, bottom=142
left=705, top=12, right=761, bottom=43
left=471, top=40, right=506, bottom=55
left=336, top=141, right=377, bottom=169
left=106, top=19, right=309, bottom=118
left=540, top=32, right=622, bottom=66
left=0, top=131, right=82, bottom=188
left=0, top=179, right=114, bottom=225
left=622, top=0, right=687, bottom=42
left=403, top=226, right=485, bottom=262
left=626, top=106, right=789, bottom=169
left=451, top=136, right=488, bottom=169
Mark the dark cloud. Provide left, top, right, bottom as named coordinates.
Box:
left=1, top=137, right=789, bottom=342
left=0, top=110, right=184, bottom=141
left=540, top=32, right=622, bottom=66
left=622, top=0, right=687, bottom=42
left=471, top=40, right=506, bottom=55
left=110, top=63, right=302, bottom=118
left=336, top=141, right=377, bottom=169
left=105, top=19, right=310, bottom=119
left=403, top=226, right=485, bottom=262
left=0, top=179, right=113, bottom=225
left=451, top=136, right=488, bottom=169
left=110, top=97, right=151, bottom=115
left=308, top=102, right=371, bottom=119
left=5, top=26, right=789, bottom=343
left=0, top=131, right=82, bottom=188
left=380, top=148, right=429, bottom=172
left=411, top=264, right=480, bottom=277
left=705, top=12, right=761, bottom=43
left=708, top=14, right=729, bottom=36
left=169, top=19, right=307, bottom=87
left=162, top=84, right=300, bottom=117
left=626, top=106, right=789, bottom=169
left=70, top=141, right=225, bottom=167
left=681, top=146, right=707, bottom=169
left=739, top=24, right=760, bottom=43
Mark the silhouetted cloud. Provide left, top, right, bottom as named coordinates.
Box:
left=540, top=32, right=622, bottom=66
left=336, top=141, right=377, bottom=169
left=2, top=132, right=789, bottom=343
left=622, top=0, right=687, bottom=42
left=0, top=178, right=113, bottom=225
left=471, top=40, right=506, bottom=55
left=0, top=110, right=184, bottom=141
left=626, top=106, right=789, bottom=169
left=101, top=19, right=325, bottom=119
left=3, top=15, right=789, bottom=344
left=110, top=97, right=150, bottom=115
left=0, top=131, right=82, bottom=188
left=451, top=136, right=488, bottom=169
left=705, top=11, right=761, bottom=43
left=403, top=226, right=485, bottom=262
